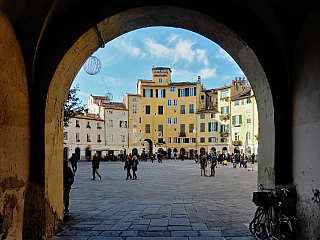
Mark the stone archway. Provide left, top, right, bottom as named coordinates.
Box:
left=44, top=5, right=275, bottom=237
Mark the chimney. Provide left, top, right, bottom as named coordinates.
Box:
left=84, top=109, right=88, bottom=116
left=198, top=76, right=201, bottom=82
left=232, top=79, right=236, bottom=86
left=99, top=100, right=102, bottom=106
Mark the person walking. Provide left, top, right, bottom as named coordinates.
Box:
left=63, top=160, right=74, bottom=213
left=232, top=154, right=237, bottom=168
left=131, top=155, right=139, bottom=180
left=92, top=153, right=102, bottom=180
left=195, top=152, right=198, bottom=163
left=210, top=156, right=217, bottom=176
left=69, top=153, right=78, bottom=173
left=124, top=156, right=132, bottom=180
left=200, top=155, right=208, bottom=176
left=251, top=153, right=255, bottom=164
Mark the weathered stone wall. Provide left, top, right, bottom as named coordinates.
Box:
left=0, top=11, right=30, bottom=240
left=292, top=7, right=320, bottom=240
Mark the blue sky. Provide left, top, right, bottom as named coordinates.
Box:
left=72, top=26, right=246, bottom=106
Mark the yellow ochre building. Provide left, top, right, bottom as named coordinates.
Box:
left=123, top=67, right=259, bottom=158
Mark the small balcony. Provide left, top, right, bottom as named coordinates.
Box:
left=179, top=132, right=186, bottom=137
left=233, top=140, right=242, bottom=146
left=220, top=132, right=229, bottom=137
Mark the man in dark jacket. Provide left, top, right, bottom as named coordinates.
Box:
left=131, top=155, right=139, bottom=180
left=92, top=153, right=102, bottom=180
left=63, top=160, right=74, bottom=213
left=69, top=153, right=78, bottom=173
left=124, top=156, right=132, bottom=180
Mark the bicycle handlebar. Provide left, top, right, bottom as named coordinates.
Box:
left=259, top=184, right=290, bottom=196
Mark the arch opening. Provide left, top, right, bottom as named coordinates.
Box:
left=44, top=5, right=275, bottom=225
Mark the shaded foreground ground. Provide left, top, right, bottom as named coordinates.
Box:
left=52, top=159, right=258, bottom=239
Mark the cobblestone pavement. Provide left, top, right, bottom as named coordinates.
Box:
left=52, top=159, right=258, bottom=240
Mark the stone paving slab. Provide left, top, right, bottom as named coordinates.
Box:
left=51, top=160, right=258, bottom=239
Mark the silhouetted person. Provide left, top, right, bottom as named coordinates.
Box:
left=63, top=160, right=74, bottom=213
left=69, top=153, right=78, bottom=173
left=92, top=153, right=102, bottom=180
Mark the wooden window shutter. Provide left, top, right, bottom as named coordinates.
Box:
left=239, top=115, right=242, bottom=125
left=150, top=89, right=153, bottom=98
left=178, top=89, right=180, bottom=97
left=163, top=89, right=166, bottom=98
left=185, top=88, right=189, bottom=97
left=208, top=122, right=211, bottom=132
left=156, top=89, right=158, bottom=98
left=232, top=116, right=235, bottom=125
left=143, top=89, right=145, bottom=97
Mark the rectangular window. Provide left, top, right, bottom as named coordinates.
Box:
left=247, top=118, right=251, bottom=124
left=158, top=125, right=163, bottom=134
left=180, top=124, right=185, bottom=134
left=109, top=119, right=113, bottom=127
left=235, top=132, right=240, bottom=141
left=119, top=121, right=127, bottom=128
left=232, top=115, right=242, bottom=126
left=221, top=106, right=229, bottom=114
left=247, top=109, right=251, bottom=115
left=189, top=87, right=195, bottom=96
left=180, top=88, right=185, bottom=97
left=145, top=124, right=150, bottom=133
left=235, top=100, right=240, bottom=106
left=170, top=87, right=175, bottom=93
left=200, top=137, right=205, bottom=143
left=221, top=90, right=229, bottom=98
left=133, top=105, right=137, bottom=114
left=86, top=121, right=91, bottom=128
left=159, top=89, right=165, bottom=98
left=158, top=106, right=163, bottom=115
left=145, top=89, right=151, bottom=98
left=189, top=138, right=196, bottom=143
left=146, top=105, right=150, bottom=114
left=107, top=134, right=113, bottom=142
left=167, top=100, right=172, bottom=108
left=133, top=128, right=137, bottom=133
left=97, top=134, right=101, bottom=142
left=211, top=113, right=215, bottom=118
left=133, top=97, right=137, bottom=101
left=168, top=137, right=172, bottom=143
left=64, top=132, right=68, bottom=140
left=220, top=124, right=229, bottom=132
left=159, top=78, right=162, bottom=83
left=97, top=122, right=102, bottom=129
left=200, top=114, right=205, bottom=119
left=220, top=138, right=227, bottom=143
left=247, top=131, right=251, bottom=140
left=121, top=135, right=125, bottom=142
left=209, top=137, right=217, bottom=142
left=189, top=104, right=194, bottom=113
left=167, top=118, right=172, bottom=126
left=173, top=137, right=177, bottom=143
left=242, top=99, right=245, bottom=105
left=76, top=120, right=80, bottom=127
left=173, top=118, right=178, bottom=126
left=180, top=105, right=185, bottom=114
left=76, top=133, right=80, bottom=142
left=213, top=122, right=218, bottom=132
left=173, top=99, right=178, bottom=108
left=189, top=123, right=194, bottom=133
left=247, top=98, right=252, bottom=103
left=200, top=123, right=205, bottom=132
left=87, top=134, right=91, bottom=142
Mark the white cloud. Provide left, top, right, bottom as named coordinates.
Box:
left=198, top=68, right=217, bottom=79
left=172, top=68, right=196, bottom=81
left=115, top=39, right=144, bottom=58
left=196, top=49, right=209, bottom=66
left=143, top=37, right=204, bottom=65
left=215, top=49, right=234, bottom=62
left=167, top=34, right=179, bottom=45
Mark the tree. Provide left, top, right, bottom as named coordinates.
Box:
left=64, top=85, right=86, bottom=125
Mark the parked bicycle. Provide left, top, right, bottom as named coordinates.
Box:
left=249, top=184, right=296, bottom=240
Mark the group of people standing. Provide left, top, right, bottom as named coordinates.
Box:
left=198, top=155, right=217, bottom=177
left=124, top=155, right=139, bottom=180
left=231, top=153, right=255, bottom=168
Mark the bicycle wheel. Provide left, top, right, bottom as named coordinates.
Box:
left=249, top=207, right=264, bottom=234
left=274, top=217, right=293, bottom=239
left=251, top=208, right=269, bottom=240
